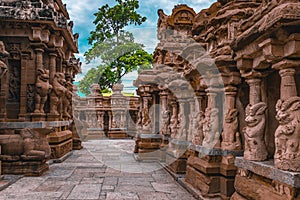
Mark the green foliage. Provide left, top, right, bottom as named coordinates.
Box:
left=79, top=0, right=152, bottom=95
left=88, top=0, right=146, bottom=44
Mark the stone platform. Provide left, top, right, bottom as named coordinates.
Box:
left=232, top=157, right=300, bottom=200
left=0, top=139, right=195, bottom=200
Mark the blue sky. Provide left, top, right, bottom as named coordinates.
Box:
left=64, top=0, right=214, bottom=93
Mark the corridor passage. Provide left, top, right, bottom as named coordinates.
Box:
left=0, top=140, right=195, bottom=200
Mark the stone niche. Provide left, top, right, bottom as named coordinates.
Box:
left=0, top=0, right=81, bottom=175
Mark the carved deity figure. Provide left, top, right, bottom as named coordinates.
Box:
left=0, top=41, right=8, bottom=79
left=34, top=69, right=52, bottom=113
left=274, top=97, right=300, bottom=171
left=157, top=9, right=169, bottom=40
left=192, top=111, right=205, bottom=145
left=142, top=108, right=151, bottom=132
left=136, top=110, right=142, bottom=131
left=176, top=111, right=186, bottom=140
left=221, top=109, right=242, bottom=150
left=169, top=114, right=178, bottom=138
left=161, top=110, right=170, bottom=135
left=244, top=102, right=268, bottom=161
left=111, top=114, right=121, bottom=129
left=62, top=82, right=73, bottom=119
left=15, top=0, right=37, bottom=20
left=202, top=108, right=220, bottom=148
left=50, top=72, right=67, bottom=115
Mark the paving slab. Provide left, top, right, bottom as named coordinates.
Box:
left=0, top=139, right=195, bottom=200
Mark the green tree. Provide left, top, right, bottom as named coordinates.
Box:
left=79, top=0, right=152, bottom=95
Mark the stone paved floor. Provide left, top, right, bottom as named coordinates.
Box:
left=0, top=140, right=195, bottom=200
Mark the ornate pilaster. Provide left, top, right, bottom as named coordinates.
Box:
left=221, top=84, right=242, bottom=151
left=273, top=61, right=300, bottom=171
left=243, top=74, right=268, bottom=161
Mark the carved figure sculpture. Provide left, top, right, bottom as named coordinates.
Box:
left=0, top=128, right=52, bottom=161
left=62, top=82, right=73, bottom=118
left=142, top=108, right=151, bottom=132
left=19, top=128, right=52, bottom=161
left=170, top=114, right=178, bottom=138
left=221, top=109, right=242, bottom=150
left=0, top=41, right=8, bottom=79
left=161, top=110, right=170, bottom=135
left=192, top=111, right=205, bottom=145
left=202, top=108, right=220, bottom=148
left=274, top=96, right=300, bottom=171
left=176, top=112, right=186, bottom=140
left=244, top=102, right=268, bottom=161
left=50, top=72, right=67, bottom=115
left=34, top=69, right=52, bottom=113
left=157, top=9, right=169, bottom=40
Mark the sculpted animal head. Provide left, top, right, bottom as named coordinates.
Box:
left=225, top=109, right=238, bottom=123
left=245, top=102, right=267, bottom=127
left=276, top=96, right=300, bottom=124
left=54, top=72, right=66, bottom=85
left=37, top=69, right=50, bottom=82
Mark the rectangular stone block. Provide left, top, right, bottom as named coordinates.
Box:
left=187, top=155, right=220, bottom=175
left=166, top=154, right=186, bottom=174
left=50, top=139, right=72, bottom=159
left=1, top=161, right=48, bottom=176
left=220, top=176, right=235, bottom=197
left=137, top=149, right=161, bottom=161
left=47, top=130, right=72, bottom=143
left=138, top=142, right=161, bottom=149
left=234, top=173, right=300, bottom=200
left=108, top=130, right=128, bottom=139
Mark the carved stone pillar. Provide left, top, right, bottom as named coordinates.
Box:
left=244, top=77, right=268, bottom=161
left=176, top=98, right=188, bottom=140
left=188, top=97, right=195, bottom=142
left=169, top=99, right=178, bottom=138
left=49, top=52, right=57, bottom=85
left=221, top=86, right=242, bottom=151
left=273, top=61, right=300, bottom=171
left=192, top=92, right=205, bottom=145
left=160, top=90, right=169, bottom=136
left=19, top=53, right=30, bottom=120
left=48, top=52, right=59, bottom=120
left=142, top=95, right=152, bottom=133
left=35, top=48, right=44, bottom=70
left=97, top=111, right=104, bottom=129
left=203, top=89, right=220, bottom=148
left=32, top=47, right=51, bottom=119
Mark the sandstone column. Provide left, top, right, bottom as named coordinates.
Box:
left=221, top=85, right=242, bottom=151
left=273, top=60, right=300, bottom=171
left=243, top=75, right=268, bottom=161
left=188, top=97, right=195, bottom=142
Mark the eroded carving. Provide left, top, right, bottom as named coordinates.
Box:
left=202, top=108, right=220, bottom=148
left=274, top=96, right=300, bottom=171
left=244, top=102, right=268, bottom=161
left=221, top=109, right=242, bottom=150
left=34, top=68, right=52, bottom=113
left=50, top=72, right=66, bottom=115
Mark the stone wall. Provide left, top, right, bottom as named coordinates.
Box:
left=0, top=0, right=81, bottom=175
left=134, top=1, right=300, bottom=199
left=73, top=83, right=139, bottom=140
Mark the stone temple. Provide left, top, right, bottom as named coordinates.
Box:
left=0, top=0, right=300, bottom=200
